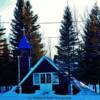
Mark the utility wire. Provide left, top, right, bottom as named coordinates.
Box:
left=0, top=21, right=87, bottom=24
left=43, top=36, right=60, bottom=39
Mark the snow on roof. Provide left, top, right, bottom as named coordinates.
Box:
left=71, top=77, right=97, bottom=95
left=18, top=35, right=31, bottom=49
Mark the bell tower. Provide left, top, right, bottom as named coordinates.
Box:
left=17, top=35, right=31, bottom=93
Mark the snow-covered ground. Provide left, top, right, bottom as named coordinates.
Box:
left=0, top=77, right=99, bottom=100
left=1, top=92, right=100, bottom=100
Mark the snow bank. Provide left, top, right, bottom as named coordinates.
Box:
left=0, top=77, right=99, bottom=100
left=1, top=92, right=100, bottom=100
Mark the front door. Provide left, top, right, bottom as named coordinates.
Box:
left=33, top=73, right=59, bottom=93
left=40, top=84, right=52, bottom=93
left=40, top=73, right=53, bottom=93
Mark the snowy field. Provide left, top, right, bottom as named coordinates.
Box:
left=1, top=93, right=100, bottom=100
left=1, top=89, right=100, bottom=100
left=0, top=77, right=99, bottom=100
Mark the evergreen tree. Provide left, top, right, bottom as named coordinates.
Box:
left=0, top=26, right=10, bottom=85
left=54, top=5, right=78, bottom=94
left=0, top=27, right=7, bottom=57
left=10, top=0, right=24, bottom=56
left=22, top=1, right=45, bottom=65
left=77, top=3, right=100, bottom=85
left=10, top=0, right=44, bottom=64
left=54, top=6, right=78, bottom=73
left=9, top=0, right=25, bottom=86
left=10, top=0, right=45, bottom=92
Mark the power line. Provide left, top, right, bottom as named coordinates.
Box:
left=39, top=22, right=61, bottom=24
left=43, top=36, right=60, bottom=39
left=0, top=21, right=86, bottom=25
left=0, top=22, right=11, bottom=24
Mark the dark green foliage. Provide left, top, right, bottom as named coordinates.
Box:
left=55, top=6, right=78, bottom=72
left=0, top=27, right=9, bottom=66
left=8, top=0, right=25, bottom=86
left=22, top=1, right=45, bottom=65
left=10, top=0, right=45, bottom=64
left=0, top=26, right=14, bottom=85
left=10, top=0, right=24, bottom=55
left=77, top=3, right=100, bottom=84
left=0, top=28, right=5, bottom=36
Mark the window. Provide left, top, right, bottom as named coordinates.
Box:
left=47, top=73, right=51, bottom=83
left=33, top=73, right=59, bottom=85
left=41, top=74, right=46, bottom=84
left=40, top=73, right=52, bottom=84
left=52, top=73, right=59, bottom=84
left=33, top=73, right=39, bottom=85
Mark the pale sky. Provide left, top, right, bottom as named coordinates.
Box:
left=0, top=0, right=100, bottom=57
left=0, top=0, right=100, bottom=37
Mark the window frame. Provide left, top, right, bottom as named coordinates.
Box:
left=33, top=73, right=40, bottom=85
left=33, top=72, right=59, bottom=85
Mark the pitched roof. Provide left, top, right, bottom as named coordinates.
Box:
left=10, top=56, right=60, bottom=92
left=21, top=56, right=59, bottom=82
left=18, top=35, right=31, bottom=49
left=33, top=56, right=60, bottom=72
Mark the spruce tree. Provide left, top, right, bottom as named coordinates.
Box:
left=77, top=3, right=100, bottom=85
left=10, top=0, right=44, bottom=65
left=22, top=1, right=45, bottom=65
left=0, top=26, right=10, bottom=85
left=55, top=6, right=78, bottom=73
left=54, top=5, right=78, bottom=94
left=9, top=0, right=25, bottom=86
left=0, top=27, right=7, bottom=57
left=10, top=0, right=24, bottom=56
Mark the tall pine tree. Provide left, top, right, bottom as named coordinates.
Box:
left=22, top=1, right=45, bottom=65
left=9, top=0, right=25, bottom=85
left=54, top=5, right=78, bottom=94
left=10, top=0, right=44, bottom=65
left=54, top=6, right=78, bottom=73
left=0, top=27, right=8, bottom=60
left=0, top=26, right=11, bottom=85
left=10, top=0, right=24, bottom=57
left=77, top=3, right=100, bottom=85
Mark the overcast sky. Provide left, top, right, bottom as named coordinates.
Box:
left=0, top=0, right=100, bottom=57
left=0, top=0, right=100, bottom=37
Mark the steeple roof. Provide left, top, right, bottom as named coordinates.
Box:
left=18, top=35, right=31, bottom=49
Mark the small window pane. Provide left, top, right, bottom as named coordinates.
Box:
left=33, top=74, right=39, bottom=85
left=47, top=74, right=51, bottom=83
left=52, top=73, right=59, bottom=84
left=41, top=74, right=45, bottom=84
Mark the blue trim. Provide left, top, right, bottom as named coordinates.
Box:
left=10, top=56, right=60, bottom=92
left=44, top=56, right=59, bottom=71
left=18, top=56, right=59, bottom=86
left=18, top=36, right=31, bottom=49
left=32, top=56, right=59, bottom=72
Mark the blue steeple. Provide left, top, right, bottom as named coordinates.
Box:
left=18, top=35, right=31, bottom=49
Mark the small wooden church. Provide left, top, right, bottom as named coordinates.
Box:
left=0, top=35, right=68, bottom=94
left=0, top=33, right=95, bottom=95
left=18, top=55, right=68, bottom=95
left=15, top=35, right=68, bottom=94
